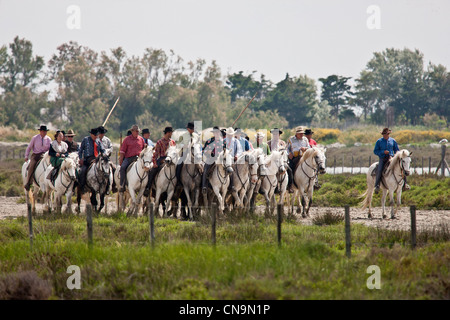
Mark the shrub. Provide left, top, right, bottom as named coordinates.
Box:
left=0, top=271, right=52, bottom=300
left=312, top=210, right=344, bottom=226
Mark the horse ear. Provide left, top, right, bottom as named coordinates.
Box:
left=245, top=155, right=249, bottom=162
left=409, top=151, right=413, bottom=157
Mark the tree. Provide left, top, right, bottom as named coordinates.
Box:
left=425, top=63, right=450, bottom=122
left=353, top=71, right=378, bottom=121
left=319, top=75, right=353, bottom=119
left=225, top=71, right=271, bottom=103
left=362, top=48, right=428, bottom=125
left=260, top=74, right=319, bottom=128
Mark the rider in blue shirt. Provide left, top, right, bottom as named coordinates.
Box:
left=373, top=128, right=408, bottom=193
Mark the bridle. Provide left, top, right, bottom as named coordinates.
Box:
left=60, top=160, right=77, bottom=194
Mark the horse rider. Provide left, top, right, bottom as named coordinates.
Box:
left=118, top=125, right=145, bottom=192
left=202, top=126, right=225, bottom=194
left=224, top=127, right=242, bottom=191
left=97, top=125, right=117, bottom=193
left=268, top=128, right=286, bottom=152
left=65, top=129, right=79, bottom=153
left=78, top=128, right=105, bottom=192
left=141, top=128, right=155, bottom=147
left=373, top=127, right=410, bottom=194
left=175, top=122, right=196, bottom=187
left=286, top=126, right=311, bottom=193
left=305, top=128, right=321, bottom=189
left=235, top=128, right=253, bottom=152
left=24, top=125, right=52, bottom=190
left=305, top=128, right=317, bottom=147
left=144, top=126, right=176, bottom=197
left=47, top=131, right=69, bottom=183
left=255, top=131, right=271, bottom=156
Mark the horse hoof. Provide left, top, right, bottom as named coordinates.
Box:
left=302, top=213, right=306, bottom=218
left=382, top=215, right=387, bottom=219
left=368, top=214, right=372, bottom=219
left=391, top=215, right=396, bottom=220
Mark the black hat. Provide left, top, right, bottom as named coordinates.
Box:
left=142, top=128, right=150, bottom=134
left=97, top=126, right=108, bottom=134
left=56, top=129, right=66, bottom=136
left=211, top=126, right=220, bottom=132
left=89, top=128, right=99, bottom=135
left=38, top=125, right=49, bottom=131
left=186, top=122, right=195, bottom=130
left=305, top=129, right=314, bottom=135
left=271, top=128, right=283, bottom=134
left=164, top=127, right=174, bottom=134
left=126, top=130, right=132, bottom=136
left=220, top=128, right=226, bottom=137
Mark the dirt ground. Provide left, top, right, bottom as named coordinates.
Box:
left=1, top=196, right=448, bottom=231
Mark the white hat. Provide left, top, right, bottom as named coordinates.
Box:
left=256, top=131, right=265, bottom=138
left=225, top=127, right=236, bottom=135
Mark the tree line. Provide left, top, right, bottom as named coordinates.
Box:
left=0, top=36, right=448, bottom=139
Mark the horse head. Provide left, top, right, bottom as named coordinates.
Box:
left=96, top=153, right=111, bottom=179
left=165, top=145, right=179, bottom=166
left=314, top=147, right=327, bottom=174
left=139, top=145, right=154, bottom=171
left=61, top=158, right=77, bottom=182
left=400, top=150, right=412, bottom=176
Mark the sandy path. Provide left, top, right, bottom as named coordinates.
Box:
left=1, top=196, right=448, bottom=231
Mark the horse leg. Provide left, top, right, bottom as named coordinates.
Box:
left=76, top=185, right=81, bottom=214
left=395, top=189, right=402, bottom=219
left=381, top=189, right=388, bottom=219
left=183, top=185, right=193, bottom=221
left=301, top=195, right=307, bottom=218
left=65, top=189, right=73, bottom=215
left=212, top=185, right=224, bottom=214
left=90, top=193, right=98, bottom=213
left=127, top=188, right=137, bottom=217
left=98, top=193, right=105, bottom=214
left=389, top=190, right=395, bottom=219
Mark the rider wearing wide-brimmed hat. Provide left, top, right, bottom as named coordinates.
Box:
left=268, top=128, right=286, bottom=152
left=118, top=125, right=146, bottom=192
left=286, top=126, right=311, bottom=193
left=23, top=125, right=52, bottom=190
left=141, top=128, right=155, bottom=147
left=64, top=129, right=79, bottom=153
left=255, top=131, right=271, bottom=156
left=78, top=128, right=106, bottom=191
left=202, top=126, right=226, bottom=193
left=373, top=127, right=409, bottom=193
left=144, top=126, right=176, bottom=197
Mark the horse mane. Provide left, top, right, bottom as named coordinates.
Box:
left=387, top=149, right=410, bottom=172
left=61, top=157, right=75, bottom=170
left=140, top=145, right=153, bottom=157
left=299, top=147, right=320, bottom=164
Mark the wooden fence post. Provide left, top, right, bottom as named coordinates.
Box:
left=149, top=199, right=155, bottom=247
left=428, top=157, right=431, bottom=174
left=211, top=202, right=217, bottom=246
left=277, top=204, right=282, bottom=246
left=86, top=204, right=93, bottom=248
left=410, top=206, right=417, bottom=250
left=345, top=205, right=351, bottom=258
left=27, top=203, right=33, bottom=250
left=333, top=156, right=336, bottom=174
left=342, top=155, right=344, bottom=174
left=421, top=157, right=424, bottom=175
left=12, top=149, right=15, bottom=159
left=351, top=156, right=354, bottom=174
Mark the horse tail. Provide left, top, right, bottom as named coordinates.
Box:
left=28, top=188, right=34, bottom=205
left=359, top=188, right=373, bottom=210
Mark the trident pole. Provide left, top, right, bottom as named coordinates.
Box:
left=231, top=92, right=258, bottom=128
left=102, top=97, right=120, bottom=127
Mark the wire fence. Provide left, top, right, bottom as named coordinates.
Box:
left=17, top=203, right=449, bottom=257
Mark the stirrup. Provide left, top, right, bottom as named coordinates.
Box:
left=402, top=184, right=411, bottom=191
left=374, top=185, right=380, bottom=194
left=202, top=187, right=207, bottom=194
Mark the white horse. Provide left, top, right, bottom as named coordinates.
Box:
left=44, top=157, right=77, bottom=214
left=230, top=149, right=262, bottom=209
left=360, top=149, right=412, bottom=219
left=203, top=148, right=232, bottom=214
left=153, top=145, right=180, bottom=217
left=180, top=134, right=203, bottom=220
left=260, top=150, right=289, bottom=214
left=21, top=152, right=51, bottom=214
left=84, top=153, right=112, bottom=214
left=115, top=146, right=154, bottom=216
left=246, top=149, right=268, bottom=210
left=291, top=147, right=327, bottom=217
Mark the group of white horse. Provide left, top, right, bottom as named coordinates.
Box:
left=21, top=130, right=413, bottom=220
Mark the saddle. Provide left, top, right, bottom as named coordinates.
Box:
left=126, top=157, right=139, bottom=174
left=371, top=158, right=391, bottom=177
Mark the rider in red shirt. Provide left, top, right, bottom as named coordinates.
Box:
left=305, top=128, right=317, bottom=147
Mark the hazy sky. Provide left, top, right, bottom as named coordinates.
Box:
left=0, top=0, right=449, bottom=84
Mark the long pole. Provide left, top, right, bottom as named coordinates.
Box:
left=102, top=97, right=120, bottom=127
left=345, top=205, right=351, bottom=258
left=231, top=92, right=258, bottom=128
